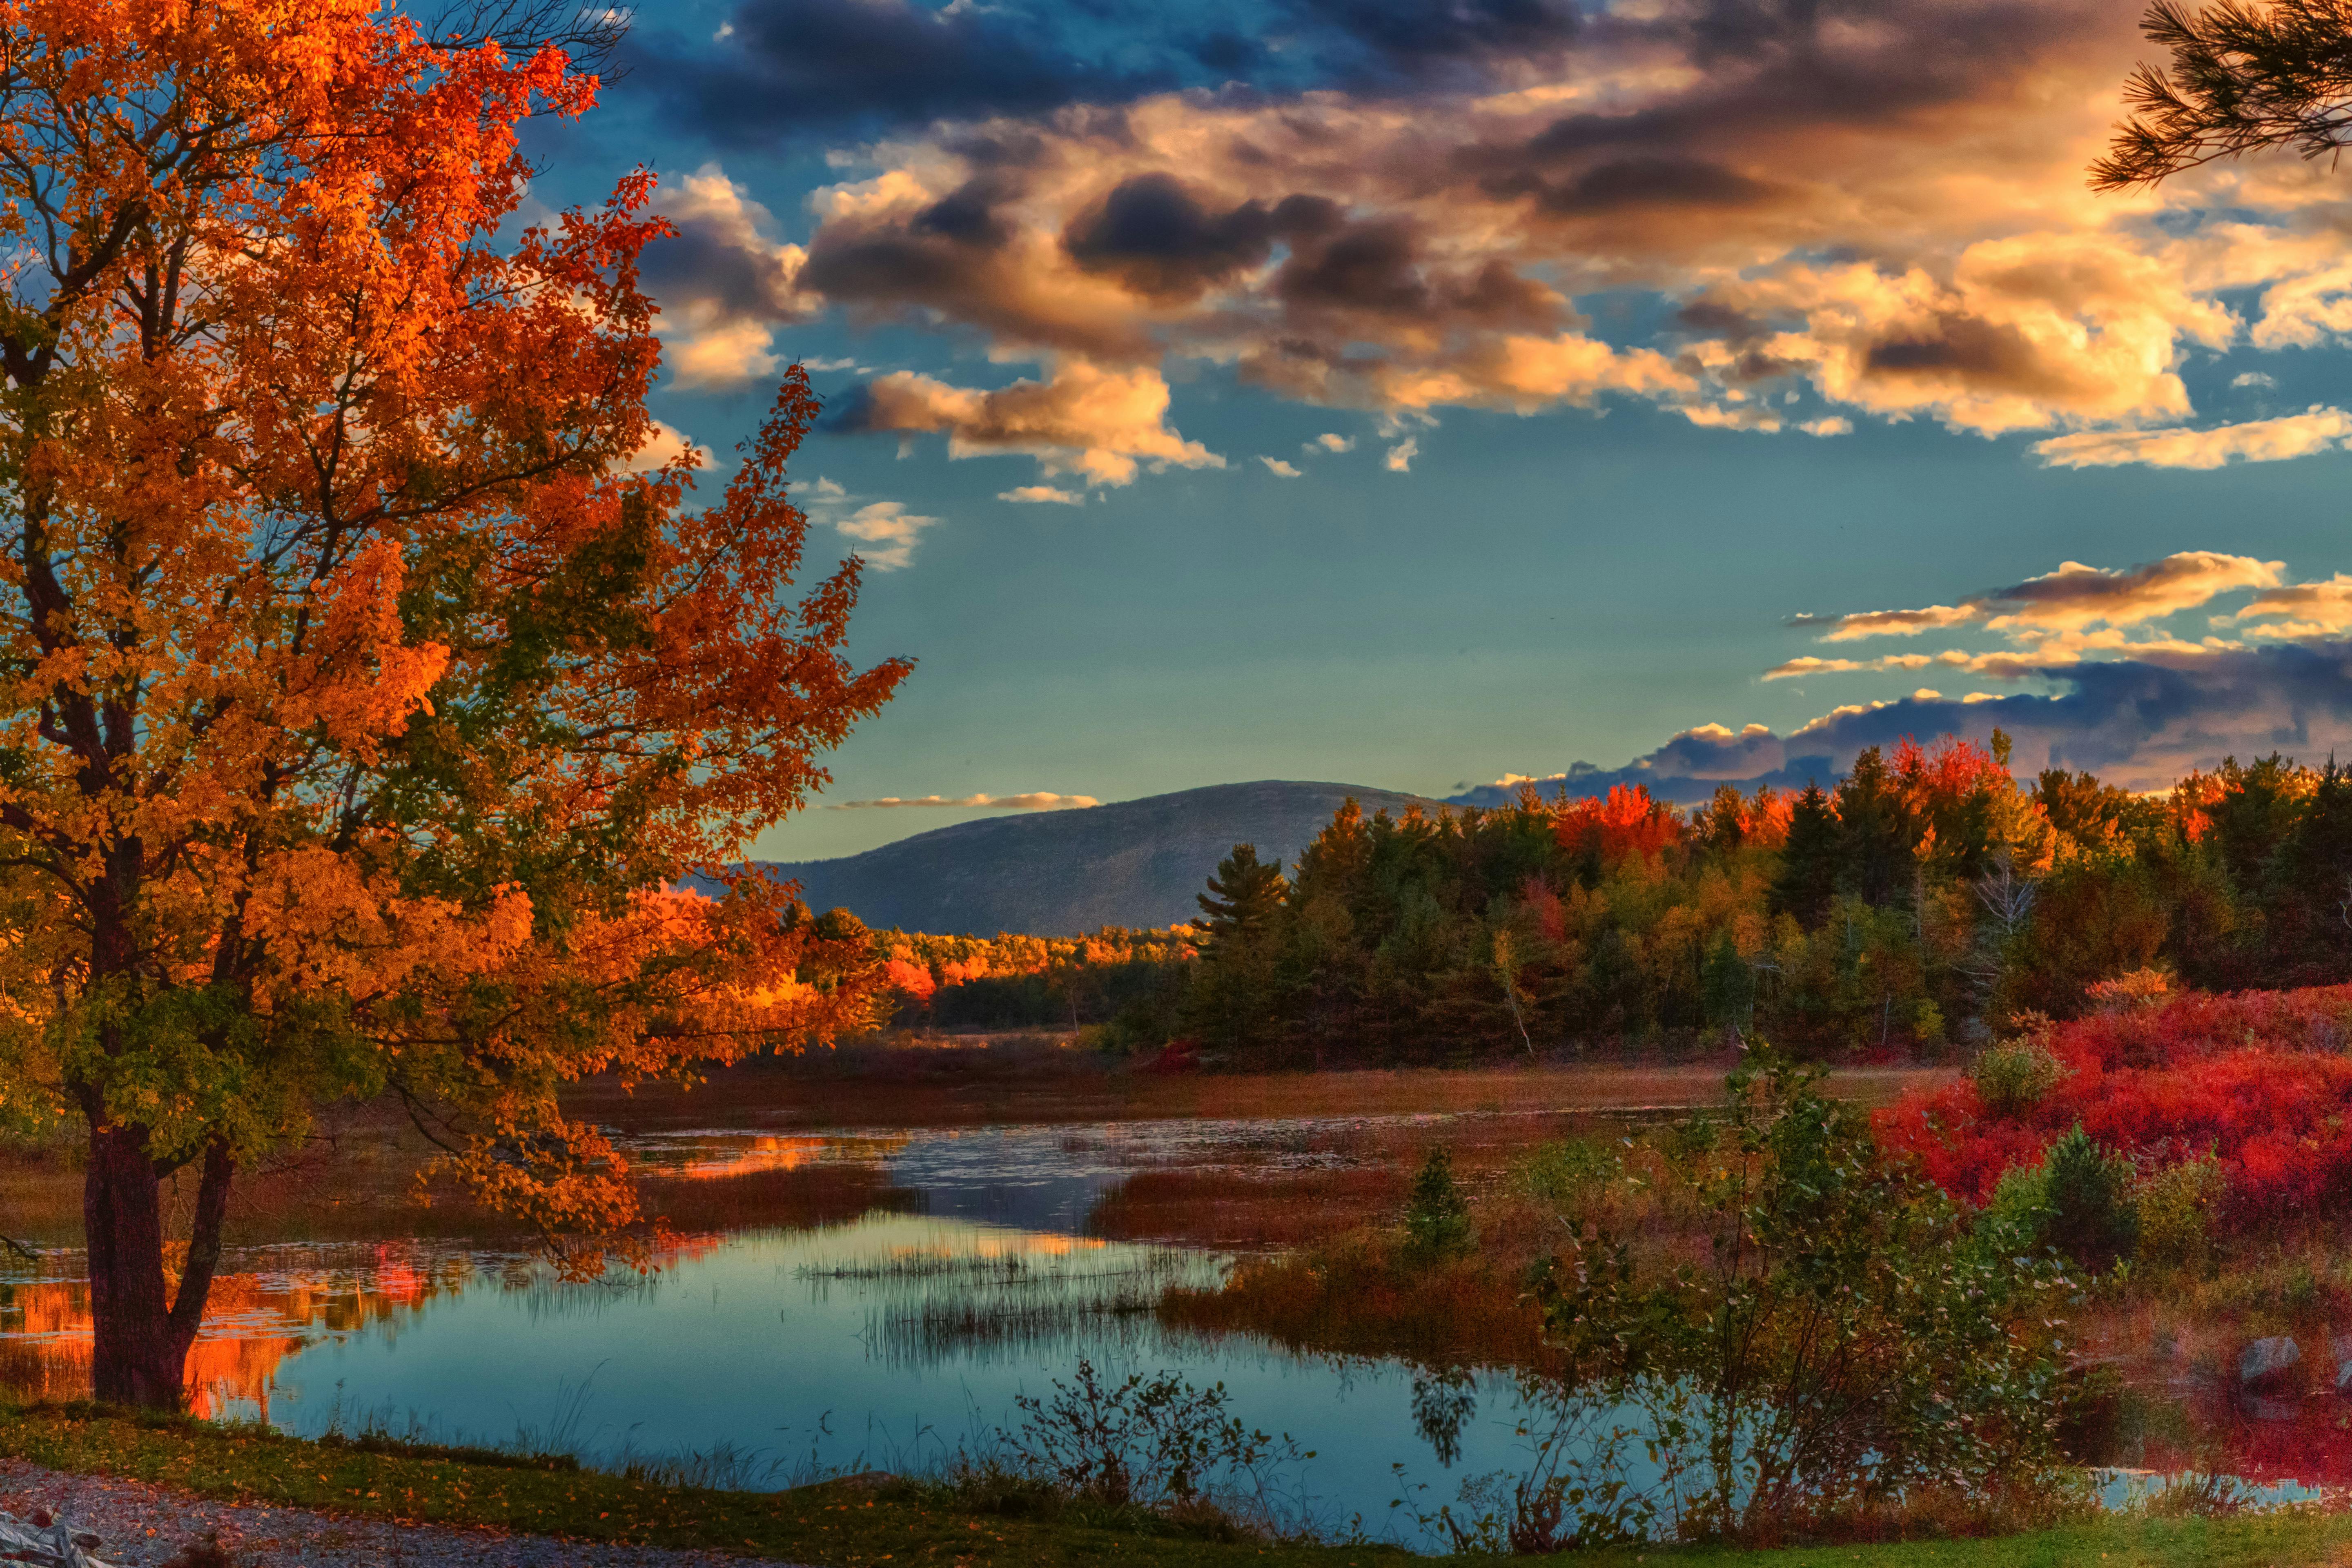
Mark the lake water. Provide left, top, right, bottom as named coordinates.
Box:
left=0, top=1116, right=2335, bottom=1544
left=0, top=1118, right=1575, bottom=1546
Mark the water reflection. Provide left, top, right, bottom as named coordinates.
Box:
left=0, top=1244, right=482, bottom=1419
left=0, top=1119, right=2334, bottom=1539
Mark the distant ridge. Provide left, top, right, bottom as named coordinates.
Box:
left=755, top=780, right=1438, bottom=936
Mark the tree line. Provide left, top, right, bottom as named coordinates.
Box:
left=875, top=733, right=2352, bottom=1068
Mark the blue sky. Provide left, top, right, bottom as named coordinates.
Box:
left=518, top=0, right=2352, bottom=860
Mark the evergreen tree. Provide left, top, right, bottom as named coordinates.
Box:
left=1770, top=783, right=1842, bottom=929
left=1182, top=845, right=1293, bottom=1065
left=1835, top=746, right=1920, bottom=905
left=1403, top=1147, right=1474, bottom=1262
left=1193, top=843, right=1289, bottom=956
left=2265, top=759, right=2352, bottom=984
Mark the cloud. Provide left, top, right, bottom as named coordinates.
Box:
left=2233, top=371, right=2278, bottom=389
left=800, top=477, right=945, bottom=569
left=999, top=485, right=1086, bottom=505
left=829, top=792, right=1100, bottom=810
left=642, top=165, right=818, bottom=391
left=833, top=361, right=1221, bottom=486
left=2236, top=575, right=2352, bottom=638
left=617, top=419, right=715, bottom=475
left=1456, top=641, right=2352, bottom=805
left=1384, top=436, right=1418, bottom=472
left=628, top=0, right=2352, bottom=477
left=833, top=501, right=941, bottom=571
left=1260, top=456, right=1303, bottom=477
left=1310, top=433, right=1355, bottom=453
left=628, top=0, right=1178, bottom=143
left=2033, top=408, right=2352, bottom=470
left=1802, top=552, right=2285, bottom=643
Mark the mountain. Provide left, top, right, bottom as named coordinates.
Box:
left=755, top=780, right=1438, bottom=936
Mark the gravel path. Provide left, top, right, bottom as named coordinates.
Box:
left=0, top=1459, right=804, bottom=1566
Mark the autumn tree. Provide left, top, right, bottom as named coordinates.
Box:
left=0, top=3, right=906, bottom=1407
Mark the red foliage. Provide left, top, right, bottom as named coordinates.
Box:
left=881, top=957, right=937, bottom=1004
left=1891, top=735, right=2010, bottom=808
left=1523, top=876, right=1567, bottom=945
left=1139, top=1038, right=1202, bottom=1075
left=1557, top=783, right=1682, bottom=864
left=1875, top=983, right=2352, bottom=1226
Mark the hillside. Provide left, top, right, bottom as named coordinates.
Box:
left=756, top=780, right=1437, bottom=936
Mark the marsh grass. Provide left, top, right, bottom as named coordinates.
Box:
left=569, top=1056, right=1951, bottom=1136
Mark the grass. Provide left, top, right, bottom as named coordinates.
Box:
left=0, top=1400, right=2345, bottom=1567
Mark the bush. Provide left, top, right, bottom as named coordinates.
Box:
left=1539, top=1051, right=2079, bottom=1544
left=999, top=1358, right=1308, bottom=1521
left=2085, top=968, right=2171, bottom=1014
left=1404, top=1148, right=1474, bottom=1263
left=1517, top=1137, right=1622, bottom=1214
left=2134, top=1155, right=2225, bottom=1273
left=1878, top=981, right=2352, bottom=1232
left=1969, top=1033, right=2068, bottom=1116
left=2041, top=1125, right=2139, bottom=1272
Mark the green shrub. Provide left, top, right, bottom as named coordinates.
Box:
left=1404, top=1148, right=1474, bottom=1263
left=2134, top=1156, right=2225, bottom=1273
left=1537, top=1050, right=2079, bottom=1543
left=2042, top=1125, right=2139, bottom=1272
left=1969, top=1034, right=2068, bottom=1115
left=1518, top=1137, right=1621, bottom=1213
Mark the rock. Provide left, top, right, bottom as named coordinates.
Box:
left=0, top=1508, right=109, bottom=1567
left=2239, top=1335, right=2303, bottom=1391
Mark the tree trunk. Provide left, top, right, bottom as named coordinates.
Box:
left=84, top=1126, right=234, bottom=1410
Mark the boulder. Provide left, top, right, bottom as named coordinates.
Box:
left=2239, top=1335, right=2303, bottom=1392
left=0, top=1508, right=108, bottom=1567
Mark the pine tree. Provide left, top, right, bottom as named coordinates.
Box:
left=1181, top=845, right=1292, bottom=1065
left=1835, top=746, right=1921, bottom=905
left=1770, top=783, right=1842, bottom=929
left=1403, top=1147, right=1474, bottom=1262
left=1194, top=844, right=1289, bottom=956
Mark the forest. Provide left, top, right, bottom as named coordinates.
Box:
left=861, top=732, right=2352, bottom=1067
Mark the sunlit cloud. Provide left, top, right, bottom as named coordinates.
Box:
left=833, top=362, right=1220, bottom=486
left=2033, top=408, right=2352, bottom=469
left=801, top=476, right=944, bottom=570
left=642, top=165, right=817, bottom=391
left=1798, top=552, right=2284, bottom=643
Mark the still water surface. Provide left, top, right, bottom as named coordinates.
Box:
left=0, top=1119, right=1561, bottom=1541
left=0, top=1117, right=2339, bottom=1540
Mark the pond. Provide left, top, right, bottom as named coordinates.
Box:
left=0, top=1115, right=2336, bottom=1545
left=0, top=1117, right=1575, bottom=1546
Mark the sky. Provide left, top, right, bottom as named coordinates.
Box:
left=514, top=0, right=2352, bottom=860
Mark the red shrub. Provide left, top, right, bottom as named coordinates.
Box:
left=1875, top=983, right=2352, bottom=1228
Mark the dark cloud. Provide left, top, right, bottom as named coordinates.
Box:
left=1451, top=643, right=2352, bottom=808
left=1275, top=216, right=1565, bottom=332
left=1290, top=0, right=1585, bottom=82
left=1458, top=0, right=2091, bottom=226
left=1062, top=175, right=1281, bottom=301
left=1863, top=315, right=2077, bottom=396
left=626, top=0, right=1178, bottom=143
left=1538, top=156, right=1771, bottom=216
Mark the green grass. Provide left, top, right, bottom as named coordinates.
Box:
left=0, top=1401, right=2344, bottom=1566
